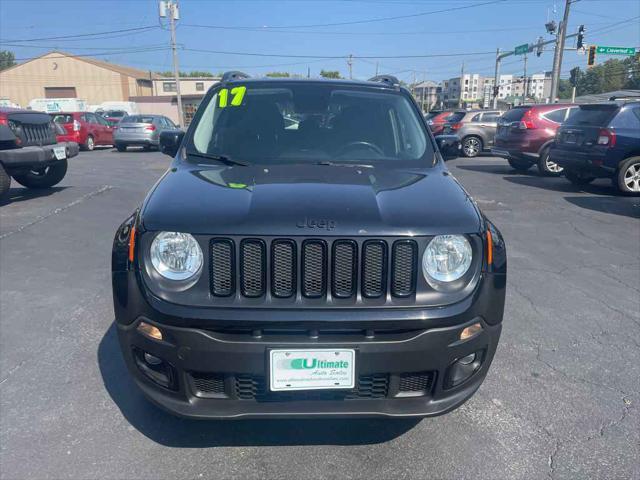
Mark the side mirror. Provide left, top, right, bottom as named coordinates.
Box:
left=159, top=129, right=185, bottom=157
left=435, top=135, right=461, bottom=161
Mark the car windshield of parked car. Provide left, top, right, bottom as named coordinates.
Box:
left=51, top=114, right=74, bottom=124
left=105, top=110, right=126, bottom=118
left=190, top=83, right=431, bottom=166
left=121, top=115, right=154, bottom=124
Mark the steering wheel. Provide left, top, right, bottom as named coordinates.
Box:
left=336, top=141, right=384, bottom=157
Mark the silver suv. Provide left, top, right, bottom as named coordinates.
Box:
left=442, top=110, right=504, bottom=158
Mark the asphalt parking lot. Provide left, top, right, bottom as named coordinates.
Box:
left=1, top=149, right=638, bottom=480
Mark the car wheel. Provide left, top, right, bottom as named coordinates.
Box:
left=116, top=143, right=127, bottom=152
left=615, top=156, right=640, bottom=195
left=12, top=159, right=68, bottom=189
left=462, top=136, right=482, bottom=158
left=507, top=157, right=532, bottom=172
left=84, top=135, right=95, bottom=152
left=564, top=169, right=595, bottom=186
left=537, top=148, right=564, bottom=177
left=143, top=144, right=152, bottom=151
left=0, top=163, right=11, bottom=202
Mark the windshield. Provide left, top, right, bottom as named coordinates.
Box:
left=122, top=115, right=154, bottom=124
left=190, top=83, right=431, bottom=166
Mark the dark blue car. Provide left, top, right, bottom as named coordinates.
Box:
left=550, top=100, right=640, bottom=195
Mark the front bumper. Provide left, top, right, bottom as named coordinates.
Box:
left=113, top=267, right=505, bottom=419
left=0, top=142, right=79, bottom=169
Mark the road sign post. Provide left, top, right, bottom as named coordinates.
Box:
left=595, top=46, right=636, bottom=56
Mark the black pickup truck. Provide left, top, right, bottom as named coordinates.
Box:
left=0, top=107, right=79, bottom=202
left=112, top=73, right=506, bottom=419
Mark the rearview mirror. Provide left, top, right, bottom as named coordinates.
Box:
left=435, top=135, right=461, bottom=161
left=159, top=130, right=185, bottom=157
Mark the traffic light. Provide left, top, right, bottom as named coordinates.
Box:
left=569, top=67, right=580, bottom=87
left=587, top=45, right=597, bottom=67
left=576, top=25, right=585, bottom=50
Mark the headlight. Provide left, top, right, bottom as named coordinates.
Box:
left=422, top=235, right=472, bottom=286
left=150, top=232, right=203, bottom=281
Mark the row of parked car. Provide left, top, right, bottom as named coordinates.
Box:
left=49, top=112, right=179, bottom=152
left=428, top=99, right=640, bottom=195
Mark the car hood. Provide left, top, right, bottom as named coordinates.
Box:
left=141, top=163, right=482, bottom=236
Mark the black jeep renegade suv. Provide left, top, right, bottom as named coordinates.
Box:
left=111, top=73, right=507, bottom=419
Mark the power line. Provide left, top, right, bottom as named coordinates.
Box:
left=183, top=48, right=497, bottom=59
left=0, top=25, right=159, bottom=43
left=179, top=0, right=505, bottom=30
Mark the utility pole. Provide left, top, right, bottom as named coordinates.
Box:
left=522, top=53, right=528, bottom=105
left=347, top=54, right=353, bottom=79
left=549, top=0, right=572, bottom=103
left=421, top=73, right=426, bottom=113
left=493, top=48, right=501, bottom=109
left=160, top=0, right=184, bottom=127
left=375, top=61, right=379, bottom=76
left=458, top=62, right=465, bottom=109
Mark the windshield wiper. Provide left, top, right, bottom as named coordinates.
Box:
left=186, top=151, right=251, bottom=167
left=313, top=160, right=374, bottom=168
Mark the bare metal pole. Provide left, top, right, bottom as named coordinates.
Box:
left=522, top=53, right=528, bottom=104
left=549, top=0, right=572, bottom=103
left=458, top=62, right=465, bottom=108
left=493, top=48, right=501, bottom=109
left=169, top=1, right=184, bottom=126
left=348, top=54, right=353, bottom=79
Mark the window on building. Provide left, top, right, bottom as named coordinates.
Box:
left=163, top=82, right=177, bottom=92
left=196, top=82, right=205, bottom=92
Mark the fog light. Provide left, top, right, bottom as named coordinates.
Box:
left=137, top=321, right=163, bottom=341
left=144, top=352, right=162, bottom=365
left=459, top=322, right=483, bottom=341
left=458, top=353, right=476, bottom=365
left=444, top=349, right=485, bottom=389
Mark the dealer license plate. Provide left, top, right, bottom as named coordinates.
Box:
left=269, top=349, right=355, bottom=392
left=53, top=146, right=66, bottom=160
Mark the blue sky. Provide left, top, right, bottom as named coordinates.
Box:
left=1, top=0, right=638, bottom=83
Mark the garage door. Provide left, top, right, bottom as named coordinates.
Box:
left=44, top=87, right=77, bottom=98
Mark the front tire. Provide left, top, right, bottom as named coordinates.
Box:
left=12, top=160, right=68, bottom=189
left=462, top=136, right=483, bottom=158
left=508, top=157, right=532, bottom=172
left=537, top=148, right=564, bottom=177
left=616, top=156, right=640, bottom=195
left=116, top=143, right=127, bottom=152
left=0, top=163, right=11, bottom=202
left=564, top=169, right=595, bottom=186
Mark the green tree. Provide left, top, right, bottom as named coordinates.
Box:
left=0, top=50, right=16, bottom=71
left=320, top=70, right=342, bottom=79
left=265, top=72, right=290, bottom=77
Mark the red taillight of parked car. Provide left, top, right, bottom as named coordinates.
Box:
left=597, top=128, right=616, bottom=148
left=73, top=119, right=81, bottom=132
left=0, top=116, right=7, bottom=126
left=145, top=125, right=156, bottom=131
left=450, top=122, right=463, bottom=131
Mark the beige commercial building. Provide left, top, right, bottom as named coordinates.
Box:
left=152, top=77, right=219, bottom=96
left=0, top=51, right=157, bottom=108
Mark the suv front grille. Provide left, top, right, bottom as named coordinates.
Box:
left=209, top=238, right=418, bottom=301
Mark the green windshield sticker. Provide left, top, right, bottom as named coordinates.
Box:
left=218, top=86, right=246, bottom=108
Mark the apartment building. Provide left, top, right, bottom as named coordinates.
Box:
left=497, top=72, right=551, bottom=101
left=410, top=80, right=441, bottom=111
left=441, top=74, right=495, bottom=107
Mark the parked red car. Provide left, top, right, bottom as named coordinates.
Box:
left=50, top=112, right=114, bottom=151
left=427, top=110, right=458, bottom=136
left=492, top=103, right=577, bottom=176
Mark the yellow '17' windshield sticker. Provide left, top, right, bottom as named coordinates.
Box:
left=218, top=86, right=247, bottom=107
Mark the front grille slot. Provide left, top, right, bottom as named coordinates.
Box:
left=271, top=240, right=296, bottom=298
left=391, top=240, right=417, bottom=297
left=361, top=240, right=387, bottom=298
left=398, top=371, right=435, bottom=395
left=302, top=240, right=327, bottom=298
left=240, top=239, right=266, bottom=297
left=209, top=237, right=418, bottom=302
left=210, top=239, right=234, bottom=296
left=332, top=240, right=357, bottom=298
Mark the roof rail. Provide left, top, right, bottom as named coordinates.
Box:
left=221, top=71, right=250, bottom=82
left=367, top=75, right=400, bottom=87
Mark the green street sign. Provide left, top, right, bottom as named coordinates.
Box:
left=595, top=46, right=636, bottom=56
left=514, top=44, right=530, bottom=55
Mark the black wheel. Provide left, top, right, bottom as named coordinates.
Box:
left=0, top=163, right=11, bottom=203
left=82, top=135, right=95, bottom=152
left=615, top=156, right=640, bottom=195
left=461, top=136, right=483, bottom=158
left=564, top=169, right=595, bottom=186
left=143, top=144, right=152, bottom=151
left=12, top=159, right=68, bottom=189
left=537, top=148, right=564, bottom=177
left=507, top=157, right=532, bottom=172
left=116, top=143, right=127, bottom=152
